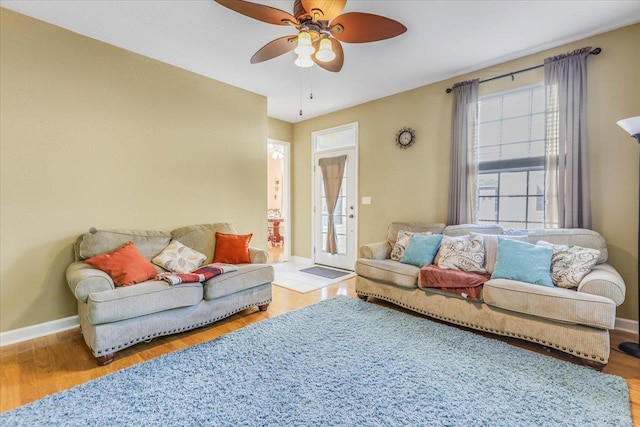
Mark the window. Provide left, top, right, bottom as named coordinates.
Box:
left=476, top=84, right=551, bottom=230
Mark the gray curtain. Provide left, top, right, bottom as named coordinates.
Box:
left=447, top=79, right=480, bottom=225
left=319, top=155, right=347, bottom=254
left=544, top=47, right=592, bottom=228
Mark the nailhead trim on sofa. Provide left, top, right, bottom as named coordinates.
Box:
left=92, top=298, right=272, bottom=356
left=357, top=291, right=605, bottom=362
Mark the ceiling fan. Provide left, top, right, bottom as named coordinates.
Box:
left=214, top=0, right=407, bottom=72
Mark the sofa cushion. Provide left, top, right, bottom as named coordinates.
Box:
left=437, top=234, right=487, bottom=274
left=525, top=228, right=607, bottom=263
left=212, top=233, right=252, bottom=264
left=386, top=222, right=445, bottom=246
left=87, top=280, right=203, bottom=324
left=492, top=238, right=553, bottom=287
left=537, top=241, right=600, bottom=289
left=203, top=264, right=274, bottom=300
left=171, top=223, right=238, bottom=264
left=470, top=232, right=528, bottom=274
left=355, top=259, right=420, bottom=289
left=483, top=279, right=616, bottom=329
left=76, top=228, right=171, bottom=261
left=152, top=240, right=207, bottom=273
left=85, top=242, right=158, bottom=287
left=400, top=234, right=442, bottom=267
left=391, top=230, right=433, bottom=261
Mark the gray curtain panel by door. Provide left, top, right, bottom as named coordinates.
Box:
left=319, top=155, right=347, bottom=254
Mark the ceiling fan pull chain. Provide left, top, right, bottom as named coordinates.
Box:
left=299, top=68, right=303, bottom=116
left=310, top=66, right=314, bottom=100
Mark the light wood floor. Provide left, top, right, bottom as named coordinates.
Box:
left=1, top=277, right=638, bottom=424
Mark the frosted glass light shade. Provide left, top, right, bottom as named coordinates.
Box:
left=294, top=31, right=315, bottom=56
left=295, top=54, right=314, bottom=68
left=315, top=38, right=336, bottom=62
left=617, top=116, right=640, bottom=136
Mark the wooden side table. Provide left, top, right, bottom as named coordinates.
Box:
left=268, top=218, right=284, bottom=246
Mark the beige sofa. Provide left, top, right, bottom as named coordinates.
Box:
left=66, top=223, right=273, bottom=365
left=355, top=222, right=626, bottom=368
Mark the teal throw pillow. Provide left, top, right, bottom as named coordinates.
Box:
left=400, top=234, right=443, bottom=268
left=491, top=237, right=553, bottom=287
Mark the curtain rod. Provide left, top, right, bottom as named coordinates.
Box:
left=445, top=47, right=602, bottom=94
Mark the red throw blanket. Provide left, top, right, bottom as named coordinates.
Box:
left=156, top=263, right=238, bottom=286
left=419, top=265, right=490, bottom=301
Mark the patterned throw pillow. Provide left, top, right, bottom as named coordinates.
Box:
left=390, top=230, right=432, bottom=261
left=152, top=240, right=207, bottom=273
left=437, top=234, right=486, bottom=274
left=537, top=241, right=600, bottom=288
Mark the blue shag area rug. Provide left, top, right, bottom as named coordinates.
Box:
left=1, top=296, right=632, bottom=426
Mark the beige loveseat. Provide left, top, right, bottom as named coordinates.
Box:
left=66, top=223, right=273, bottom=365
left=355, top=223, right=626, bottom=368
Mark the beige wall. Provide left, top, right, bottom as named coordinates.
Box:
left=268, top=117, right=294, bottom=143
left=291, top=24, right=640, bottom=321
left=0, top=9, right=268, bottom=332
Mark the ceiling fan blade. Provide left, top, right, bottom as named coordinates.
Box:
left=215, top=0, right=297, bottom=26
left=312, top=38, right=344, bottom=72
left=301, top=0, right=346, bottom=22
left=330, top=12, right=407, bottom=43
left=251, top=36, right=298, bottom=64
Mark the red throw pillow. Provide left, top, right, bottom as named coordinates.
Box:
left=85, top=241, right=158, bottom=287
left=212, top=232, right=252, bottom=264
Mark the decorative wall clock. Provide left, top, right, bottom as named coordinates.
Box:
left=396, top=127, right=415, bottom=149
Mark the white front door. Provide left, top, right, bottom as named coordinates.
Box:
left=312, top=124, right=357, bottom=270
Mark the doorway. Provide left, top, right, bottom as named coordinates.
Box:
left=267, top=139, right=290, bottom=263
left=312, top=123, right=358, bottom=270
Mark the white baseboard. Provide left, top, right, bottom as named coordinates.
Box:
left=289, top=256, right=313, bottom=265
left=0, top=313, right=635, bottom=348
left=615, top=317, right=639, bottom=335
left=0, top=315, right=79, bottom=347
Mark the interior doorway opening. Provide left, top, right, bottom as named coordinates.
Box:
left=267, top=139, right=290, bottom=263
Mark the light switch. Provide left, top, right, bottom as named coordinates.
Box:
left=362, top=196, right=371, bottom=205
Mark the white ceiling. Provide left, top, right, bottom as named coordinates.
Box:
left=2, top=1, right=639, bottom=123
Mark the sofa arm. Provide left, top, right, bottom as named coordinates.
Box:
left=66, top=262, right=115, bottom=303
left=359, top=241, right=391, bottom=260
left=577, top=263, right=626, bottom=306
left=249, top=247, right=269, bottom=264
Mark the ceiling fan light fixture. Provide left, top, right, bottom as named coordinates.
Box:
left=294, top=30, right=315, bottom=56
left=315, top=37, right=336, bottom=62
left=295, top=53, right=314, bottom=68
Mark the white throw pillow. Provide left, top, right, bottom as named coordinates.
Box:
left=152, top=240, right=207, bottom=273
left=390, top=230, right=432, bottom=261
left=437, top=234, right=486, bottom=274
left=537, top=240, right=600, bottom=288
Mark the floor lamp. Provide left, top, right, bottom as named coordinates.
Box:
left=617, top=116, right=640, bottom=358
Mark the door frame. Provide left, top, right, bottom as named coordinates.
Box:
left=311, top=122, right=358, bottom=270
left=268, top=138, right=291, bottom=262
